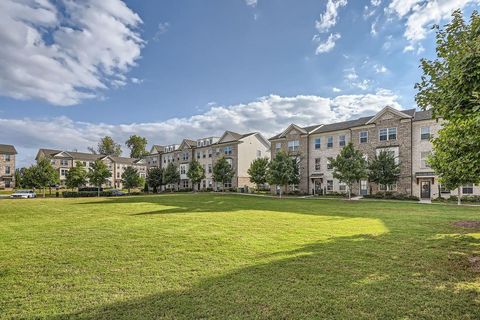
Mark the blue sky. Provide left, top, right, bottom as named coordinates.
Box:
left=0, top=0, right=478, bottom=166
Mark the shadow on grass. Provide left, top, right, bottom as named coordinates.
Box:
left=49, top=232, right=480, bottom=320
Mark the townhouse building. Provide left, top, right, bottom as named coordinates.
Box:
left=0, top=144, right=17, bottom=188
left=145, top=145, right=163, bottom=170
left=270, top=106, right=479, bottom=199
left=150, top=131, right=271, bottom=191
left=36, top=149, right=147, bottom=189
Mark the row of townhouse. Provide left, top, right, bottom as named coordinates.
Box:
left=146, top=131, right=271, bottom=191
left=35, top=149, right=147, bottom=189
left=0, top=144, right=17, bottom=188
left=269, top=106, right=480, bottom=199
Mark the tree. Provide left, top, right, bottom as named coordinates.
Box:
left=33, top=158, right=60, bottom=198
left=89, top=136, right=122, bottom=156
left=122, top=166, right=142, bottom=194
left=65, top=161, right=88, bottom=191
left=87, top=160, right=111, bottom=196
left=427, top=120, right=480, bottom=205
left=14, top=168, right=22, bottom=189
left=163, top=162, right=180, bottom=192
left=330, top=142, right=367, bottom=200
left=248, top=158, right=269, bottom=190
left=267, top=151, right=295, bottom=198
left=146, top=167, right=163, bottom=193
left=368, top=150, right=400, bottom=195
left=187, top=160, right=205, bottom=191
left=415, top=10, right=480, bottom=203
left=125, top=135, right=149, bottom=159
left=212, top=157, right=235, bottom=192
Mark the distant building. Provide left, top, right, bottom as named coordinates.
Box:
left=0, top=144, right=17, bottom=188
left=35, top=149, right=147, bottom=189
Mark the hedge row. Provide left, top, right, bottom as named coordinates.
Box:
left=433, top=195, right=480, bottom=203
left=63, top=191, right=117, bottom=198
left=363, top=192, right=420, bottom=201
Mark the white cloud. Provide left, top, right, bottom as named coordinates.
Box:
left=371, top=0, right=381, bottom=6
left=314, top=33, right=341, bottom=54
left=0, top=0, right=144, bottom=106
left=315, top=0, right=348, bottom=32
left=332, top=87, right=342, bottom=92
left=154, top=22, right=170, bottom=40
left=370, top=18, right=378, bottom=36
left=2, top=92, right=402, bottom=167
left=344, top=67, right=358, bottom=80
left=388, top=0, right=480, bottom=49
left=245, top=0, right=258, bottom=7
left=374, top=64, right=388, bottom=73
left=352, top=79, right=372, bottom=90
left=131, top=78, right=144, bottom=84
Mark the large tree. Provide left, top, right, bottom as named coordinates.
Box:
left=415, top=10, right=480, bottom=203
left=146, top=167, right=163, bottom=193
left=32, top=158, right=60, bottom=198
left=125, top=135, right=149, bottom=159
left=87, top=160, right=112, bottom=196
left=89, top=136, right=122, bottom=156
left=368, top=150, right=400, bottom=195
left=65, top=161, right=88, bottom=191
left=212, top=157, right=235, bottom=192
left=121, top=166, right=142, bottom=194
left=163, top=162, right=180, bottom=192
left=268, top=151, right=295, bottom=198
left=330, top=142, right=367, bottom=200
left=187, top=160, right=205, bottom=191
left=247, top=157, right=269, bottom=190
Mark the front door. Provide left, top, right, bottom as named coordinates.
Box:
left=360, top=180, right=368, bottom=196
left=421, top=181, right=431, bottom=199
left=314, top=180, right=322, bottom=195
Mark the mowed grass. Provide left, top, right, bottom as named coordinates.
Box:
left=1, top=194, right=479, bottom=319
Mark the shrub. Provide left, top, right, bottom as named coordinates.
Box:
left=363, top=193, right=419, bottom=201
left=63, top=190, right=116, bottom=198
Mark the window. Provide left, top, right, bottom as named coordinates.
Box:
left=327, top=136, right=333, bottom=148
left=202, top=180, right=206, bottom=188
left=360, top=131, right=368, bottom=143
left=51, top=159, right=55, bottom=165
left=380, top=128, right=397, bottom=141
left=61, top=159, right=69, bottom=166
left=275, top=143, right=281, bottom=151
left=180, top=165, right=186, bottom=175
left=463, top=184, right=474, bottom=194
left=379, top=184, right=397, bottom=191
left=224, top=146, right=233, bottom=155
left=314, top=138, right=321, bottom=150
left=327, top=158, right=333, bottom=170
left=439, top=184, right=450, bottom=194
left=226, top=158, right=233, bottom=167
left=208, top=164, right=212, bottom=174
left=216, top=148, right=220, bottom=155
left=202, top=151, right=206, bottom=158
left=327, top=180, right=333, bottom=191
left=339, top=183, right=346, bottom=192
left=117, top=172, right=120, bottom=178
left=224, top=181, right=232, bottom=188
left=421, top=127, right=431, bottom=140
left=339, top=135, right=346, bottom=147
left=183, top=152, right=189, bottom=161
left=256, top=150, right=262, bottom=158
left=196, top=152, right=200, bottom=159
left=5, top=154, right=10, bottom=162
left=420, top=152, right=431, bottom=169
left=182, top=180, right=189, bottom=188
left=288, top=140, right=300, bottom=152
left=5, top=166, right=10, bottom=175
left=60, top=168, right=68, bottom=176
left=208, top=149, right=212, bottom=158
left=314, top=158, right=321, bottom=171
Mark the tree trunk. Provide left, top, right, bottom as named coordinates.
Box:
left=458, top=187, right=461, bottom=205
left=348, top=184, right=351, bottom=200
left=97, top=186, right=100, bottom=197
left=128, top=188, right=131, bottom=194
left=279, top=186, right=282, bottom=199
left=43, top=187, right=46, bottom=198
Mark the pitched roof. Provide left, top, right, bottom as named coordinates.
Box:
left=109, top=156, right=137, bottom=165
left=37, top=149, right=143, bottom=163
left=0, top=144, right=17, bottom=154
left=150, top=145, right=164, bottom=154
left=413, top=109, right=433, bottom=121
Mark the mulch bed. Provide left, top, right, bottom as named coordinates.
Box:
left=452, top=221, right=480, bottom=229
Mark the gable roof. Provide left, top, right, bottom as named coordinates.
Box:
left=366, top=106, right=414, bottom=125
left=413, top=109, right=433, bottom=121
left=0, top=144, right=17, bottom=154
left=310, top=116, right=374, bottom=134
left=269, top=123, right=323, bottom=140
left=150, top=145, right=164, bottom=154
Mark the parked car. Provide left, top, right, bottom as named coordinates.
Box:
left=110, top=189, right=126, bottom=196
left=10, top=190, right=37, bottom=199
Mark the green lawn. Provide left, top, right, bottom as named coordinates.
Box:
left=1, top=194, right=479, bottom=319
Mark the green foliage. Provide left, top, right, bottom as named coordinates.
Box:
left=415, top=10, right=480, bottom=204
left=33, top=158, right=60, bottom=197
left=267, top=151, right=298, bottom=197
left=121, top=166, right=142, bottom=193
left=87, top=160, right=112, bottom=196
left=163, top=162, right=180, bottom=191
left=146, top=167, right=163, bottom=192
left=187, top=160, right=205, bottom=191
left=368, top=150, right=400, bottom=192
left=125, top=135, right=149, bottom=158
left=363, top=193, right=419, bottom=201
left=212, top=157, right=235, bottom=191
left=89, top=136, right=122, bottom=156
left=63, top=190, right=120, bottom=198
left=247, top=158, right=269, bottom=189
left=65, top=161, right=88, bottom=190
left=330, top=142, right=367, bottom=199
